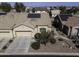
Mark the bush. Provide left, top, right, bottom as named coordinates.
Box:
left=9, top=40, right=13, bottom=43
left=48, top=35, right=56, bottom=44
left=34, top=31, right=50, bottom=46
left=50, top=38, right=56, bottom=44
left=2, top=46, right=7, bottom=50
left=58, top=38, right=63, bottom=41
left=40, top=32, right=50, bottom=45
left=31, top=42, right=40, bottom=50
left=34, top=33, right=41, bottom=41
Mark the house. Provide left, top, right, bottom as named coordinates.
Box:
left=0, top=12, right=51, bottom=38
left=60, top=15, right=79, bottom=38
left=51, top=10, right=61, bottom=17
left=10, top=9, right=16, bottom=13
left=33, top=7, right=49, bottom=13
left=53, top=14, right=79, bottom=38
left=0, top=10, right=7, bottom=15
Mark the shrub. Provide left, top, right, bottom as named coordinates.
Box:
left=9, top=40, right=13, bottom=43
left=2, top=46, right=7, bottom=50
left=34, top=31, right=50, bottom=46
left=58, top=38, right=63, bottom=41
left=50, top=38, right=56, bottom=44
left=48, top=35, right=56, bottom=44
left=34, top=33, right=41, bottom=41
left=31, top=42, right=40, bottom=50
left=40, top=32, right=49, bottom=45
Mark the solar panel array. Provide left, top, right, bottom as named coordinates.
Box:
left=28, top=13, right=41, bottom=18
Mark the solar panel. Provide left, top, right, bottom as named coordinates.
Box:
left=28, top=13, right=41, bottom=18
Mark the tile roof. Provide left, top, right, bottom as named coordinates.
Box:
left=0, top=12, right=51, bottom=29
left=59, top=15, right=79, bottom=27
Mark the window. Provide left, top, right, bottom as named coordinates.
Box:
left=40, top=28, right=46, bottom=33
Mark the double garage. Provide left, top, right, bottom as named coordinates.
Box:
left=15, top=31, right=32, bottom=37
left=14, top=25, right=33, bottom=38
left=0, top=30, right=13, bottom=38
left=0, top=25, right=33, bottom=38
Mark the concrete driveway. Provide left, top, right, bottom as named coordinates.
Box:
left=0, top=37, right=11, bottom=50
left=5, top=37, right=32, bottom=54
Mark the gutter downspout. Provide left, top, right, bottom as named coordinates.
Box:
left=11, top=24, right=16, bottom=39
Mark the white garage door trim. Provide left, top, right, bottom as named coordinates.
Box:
left=15, top=31, right=32, bottom=37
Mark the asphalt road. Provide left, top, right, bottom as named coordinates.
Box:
left=5, top=37, right=32, bottom=54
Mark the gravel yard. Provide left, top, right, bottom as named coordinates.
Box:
left=28, top=40, right=79, bottom=53
left=0, top=37, right=79, bottom=55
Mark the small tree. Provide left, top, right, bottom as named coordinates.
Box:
left=34, top=31, right=50, bottom=46
left=31, top=42, right=40, bottom=50
left=49, top=10, right=52, bottom=18
left=20, top=3, right=26, bottom=12
left=0, top=2, right=12, bottom=12
left=34, top=30, right=56, bottom=47
left=71, top=7, right=78, bottom=14
left=49, top=6, right=53, bottom=10
left=32, top=8, right=36, bottom=13
left=34, top=33, right=41, bottom=41
left=27, top=9, right=30, bottom=13
left=40, top=31, right=50, bottom=46
left=48, top=35, right=56, bottom=44
left=59, top=6, right=66, bottom=14
left=48, top=31, right=56, bottom=44
left=14, top=2, right=25, bottom=12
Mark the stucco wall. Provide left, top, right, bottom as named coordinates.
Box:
left=32, top=26, right=51, bottom=37
left=71, top=27, right=78, bottom=36
left=0, top=25, right=51, bottom=38
left=51, top=10, right=60, bottom=14
left=0, top=30, right=13, bottom=38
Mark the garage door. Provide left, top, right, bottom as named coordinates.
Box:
left=0, top=31, right=12, bottom=38
left=15, top=31, right=32, bottom=37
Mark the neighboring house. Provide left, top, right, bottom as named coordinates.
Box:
left=25, top=7, right=30, bottom=11
left=53, top=14, right=79, bottom=38
left=0, top=10, right=7, bottom=15
left=33, top=7, right=49, bottom=13
left=51, top=10, right=61, bottom=17
left=10, top=9, right=16, bottom=13
left=0, top=12, right=51, bottom=38
left=61, top=15, right=79, bottom=38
